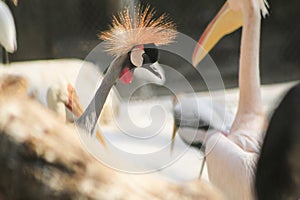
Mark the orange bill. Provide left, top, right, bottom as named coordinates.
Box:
left=192, top=2, right=243, bottom=67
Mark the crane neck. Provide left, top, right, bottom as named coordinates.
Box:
left=76, top=54, right=127, bottom=135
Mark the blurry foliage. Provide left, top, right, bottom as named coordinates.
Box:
left=7, top=0, right=300, bottom=87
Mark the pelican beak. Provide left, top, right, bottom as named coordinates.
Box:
left=171, top=122, right=178, bottom=154
left=66, top=83, right=106, bottom=147
left=192, top=1, right=243, bottom=67
left=66, top=83, right=84, bottom=118
left=142, top=62, right=163, bottom=79
left=171, top=95, right=179, bottom=154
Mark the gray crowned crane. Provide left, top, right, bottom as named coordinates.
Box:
left=0, top=0, right=17, bottom=64
left=173, top=0, right=269, bottom=199
left=76, top=5, right=177, bottom=137
left=0, top=4, right=176, bottom=146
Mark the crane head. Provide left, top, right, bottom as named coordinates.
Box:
left=119, top=43, right=161, bottom=84
left=99, top=4, right=177, bottom=84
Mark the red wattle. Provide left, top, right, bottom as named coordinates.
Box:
left=119, top=67, right=133, bottom=84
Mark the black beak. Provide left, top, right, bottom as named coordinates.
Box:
left=142, top=62, right=163, bottom=79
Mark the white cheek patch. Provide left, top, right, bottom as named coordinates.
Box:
left=130, top=48, right=145, bottom=67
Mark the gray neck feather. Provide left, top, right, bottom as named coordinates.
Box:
left=76, top=55, right=127, bottom=135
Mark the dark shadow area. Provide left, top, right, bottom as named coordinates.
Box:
left=4, top=0, right=300, bottom=88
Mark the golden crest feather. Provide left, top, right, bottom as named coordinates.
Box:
left=99, top=5, right=177, bottom=57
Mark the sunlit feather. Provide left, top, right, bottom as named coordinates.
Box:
left=260, top=0, right=269, bottom=17
left=99, top=5, right=177, bottom=57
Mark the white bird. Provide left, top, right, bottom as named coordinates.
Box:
left=0, top=4, right=175, bottom=145
left=172, top=94, right=235, bottom=149
left=186, top=0, right=269, bottom=199
left=0, top=0, right=17, bottom=64
left=46, top=81, right=88, bottom=123
left=0, top=60, right=119, bottom=146
left=46, top=81, right=107, bottom=145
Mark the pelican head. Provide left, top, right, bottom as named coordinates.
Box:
left=46, top=83, right=83, bottom=121
left=192, top=0, right=269, bottom=67
left=46, top=83, right=106, bottom=146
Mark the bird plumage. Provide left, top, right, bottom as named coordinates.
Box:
left=46, top=83, right=71, bottom=122
left=46, top=81, right=106, bottom=146
left=99, top=5, right=177, bottom=57
left=0, top=74, right=27, bottom=95
left=0, top=0, right=17, bottom=54
left=77, top=5, right=177, bottom=136
left=205, top=2, right=266, bottom=199
left=173, top=95, right=234, bottom=134
left=173, top=0, right=269, bottom=199
left=259, top=0, right=269, bottom=17
left=171, top=94, right=234, bottom=155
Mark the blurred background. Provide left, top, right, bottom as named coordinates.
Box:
left=5, top=0, right=300, bottom=90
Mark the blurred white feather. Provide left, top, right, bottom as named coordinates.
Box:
left=0, top=0, right=16, bottom=53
